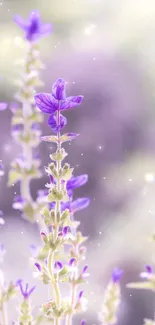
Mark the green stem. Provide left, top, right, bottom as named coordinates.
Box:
left=0, top=273, right=8, bottom=325
left=47, top=250, right=61, bottom=307
left=1, top=301, right=8, bottom=325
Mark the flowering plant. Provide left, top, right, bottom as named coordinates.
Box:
left=0, top=11, right=125, bottom=325
left=8, top=11, right=52, bottom=226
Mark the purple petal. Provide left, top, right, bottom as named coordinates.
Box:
left=82, top=265, right=88, bottom=274
left=70, top=198, right=90, bottom=213
left=0, top=103, right=7, bottom=111
left=81, top=320, right=86, bottom=325
left=29, top=244, right=38, bottom=258
left=28, top=10, right=40, bottom=22
left=61, top=201, right=71, bottom=212
left=69, top=258, right=76, bottom=266
left=145, top=265, right=152, bottom=273
left=48, top=114, right=67, bottom=132
left=62, top=226, right=69, bottom=236
left=54, top=261, right=63, bottom=269
left=14, top=15, right=28, bottom=30
left=112, top=268, right=123, bottom=283
left=27, top=285, right=36, bottom=297
left=67, top=175, right=88, bottom=191
left=34, top=93, right=58, bottom=114
left=0, top=244, right=5, bottom=256
left=78, top=290, right=84, bottom=299
left=49, top=202, right=56, bottom=210
left=40, top=23, right=52, bottom=36
left=61, top=96, right=84, bottom=110
left=35, top=262, right=42, bottom=272
left=49, top=174, right=56, bottom=185
left=52, top=78, right=66, bottom=100
left=37, top=189, right=48, bottom=198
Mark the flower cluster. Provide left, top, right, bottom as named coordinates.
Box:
left=98, top=268, right=123, bottom=325
left=31, top=78, right=90, bottom=325
left=8, top=11, right=52, bottom=224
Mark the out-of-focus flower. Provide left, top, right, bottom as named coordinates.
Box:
left=98, top=268, right=123, bottom=325
left=0, top=103, right=7, bottom=111
left=13, top=196, right=25, bottom=210
left=0, top=163, right=4, bottom=176
left=112, top=268, right=124, bottom=283
left=14, top=11, right=52, bottom=42
left=0, top=244, right=6, bottom=263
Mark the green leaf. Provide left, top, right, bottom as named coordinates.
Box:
left=41, top=136, right=58, bottom=143
left=60, top=133, right=80, bottom=143
left=8, top=170, right=21, bottom=186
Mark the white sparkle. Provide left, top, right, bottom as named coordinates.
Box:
left=0, top=218, right=5, bottom=226
left=81, top=153, right=83, bottom=156
left=84, top=24, right=96, bottom=36
left=145, top=173, right=154, bottom=183
left=128, top=178, right=132, bottom=182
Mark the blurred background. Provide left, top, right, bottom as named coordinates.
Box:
left=1, top=0, right=155, bottom=324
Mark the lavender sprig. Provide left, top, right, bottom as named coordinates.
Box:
left=98, top=268, right=123, bottom=325
left=16, top=280, right=35, bottom=324
left=34, top=78, right=90, bottom=325
left=0, top=245, right=19, bottom=325
left=8, top=11, right=52, bottom=226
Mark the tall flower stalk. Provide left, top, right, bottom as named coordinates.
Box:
left=98, top=268, right=123, bottom=325
left=33, top=78, right=90, bottom=325
left=8, top=11, right=52, bottom=226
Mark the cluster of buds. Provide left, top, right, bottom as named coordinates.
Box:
left=32, top=78, right=90, bottom=325
left=98, top=268, right=123, bottom=325
left=17, top=280, right=35, bottom=324
left=8, top=11, right=52, bottom=223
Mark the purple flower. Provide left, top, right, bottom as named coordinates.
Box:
left=112, top=268, right=123, bottom=283
left=0, top=163, right=4, bottom=176
left=145, top=265, right=152, bottom=274
left=29, top=244, right=38, bottom=258
left=9, top=102, right=20, bottom=113
left=13, top=196, right=25, bottom=210
left=35, top=262, right=42, bottom=272
left=17, top=280, right=35, bottom=299
left=48, top=114, right=67, bottom=133
left=0, top=103, right=7, bottom=111
left=140, top=265, right=153, bottom=279
left=67, top=175, right=88, bottom=192
left=70, top=198, right=90, bottom=213
left=0, top=244, right=6, bottom=260
left=11, top=124, right=24, bottom=134
left=54, top=261, right=63, bottom=269
left=34, top=78, right=83, bottom=132
left=69, top=257, right=76, bottom=266
left=49, top=197, right=90, bottom=214
left=35, top=79, right=83, bottom=114
left=81, top=320, right=86, bottom=325
left=78, top=290, right=84, bottom=299
left=14, top=11, right=52, bottom=42
left=62, top=226, right=69, bottom=236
